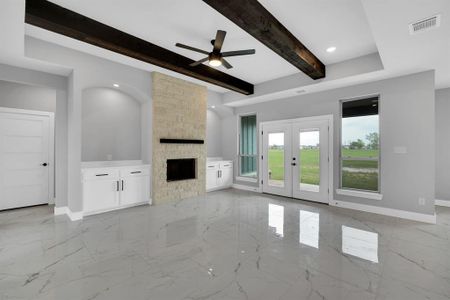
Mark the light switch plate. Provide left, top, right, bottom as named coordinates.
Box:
left=394, top=146, right=407, bottom=154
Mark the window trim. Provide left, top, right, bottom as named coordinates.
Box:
left=238, top=112, right=258, bottom=179
left=339, top=95, right=381, bottom=195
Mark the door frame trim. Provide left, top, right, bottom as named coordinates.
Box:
left=258, top=114, right=334, bottom=204
left=0, top=107, right=55, bottom=204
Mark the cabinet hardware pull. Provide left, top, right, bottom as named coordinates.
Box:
left=96, top=174, right=109, bottom=176
left=131, top=171, right=141, bottom=174
left=122, top=180, right=124, bottom=191
left=116, top=181, right=119, bottom=191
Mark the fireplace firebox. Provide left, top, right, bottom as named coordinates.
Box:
left=166, top=158, right=196, bottom=182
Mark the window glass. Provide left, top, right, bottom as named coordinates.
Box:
left=239, top=115, right=257, bottom=178
left=341, top=97, right=379, bottom=192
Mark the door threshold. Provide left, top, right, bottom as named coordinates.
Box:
left=262, top=192, right=329, bottom=206
left=0, top=203, right=49, bottom=213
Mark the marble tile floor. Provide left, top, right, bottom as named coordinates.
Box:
left=1, top=189, right=449, bottom=300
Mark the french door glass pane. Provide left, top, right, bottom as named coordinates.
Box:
left=268, top=132, right=285, bottom=187
left=299, top=130, right=320, bottom=192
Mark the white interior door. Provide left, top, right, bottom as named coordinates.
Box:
left=0, top=110, right=52, bottom=210
left=292, top=120, right=330, bottom=203
left=261, top=116, right=331, bottom=204
left=262, top=123, right=292, bottom=197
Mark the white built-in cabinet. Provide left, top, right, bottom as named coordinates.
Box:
left=82, top=164, right=151, bottom=216
left=206, top=161, right=233, bottom=191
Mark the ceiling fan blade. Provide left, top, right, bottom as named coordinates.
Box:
left=213, top=30, right=226, bottom=52
left=221, top=58, right=233, bottom=69
left=175, top=43, right=209, bottom=55
left=221, top=49, right=256, bottom=57
left=189, top=57, right=209, bottom=67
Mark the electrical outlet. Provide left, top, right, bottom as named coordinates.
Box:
left=419, top=197, right=426, bottom=206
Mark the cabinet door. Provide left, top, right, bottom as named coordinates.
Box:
left=206, top=165, right=219, bottom=190
left=83, top=179, right=119, bottom=213
left=220, top=166, right=233, bottom=187
left=120, top=176, right=150, bottom=206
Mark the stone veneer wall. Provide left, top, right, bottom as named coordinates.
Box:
left=152, top=72, right=207, bottom=204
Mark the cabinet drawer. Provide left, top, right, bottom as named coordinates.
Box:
left=119, top=167, right=150, bottom=177
left=82, top=169, right=119, bottom=180
left=207, top=163, right=219, bottom=170
left=219, top=161, right=233, bottom=169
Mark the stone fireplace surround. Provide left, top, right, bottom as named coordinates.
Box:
left=152, top=72, right=207, bottom=204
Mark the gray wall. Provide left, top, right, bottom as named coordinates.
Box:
left=0, top=80, right=56, bottom=112
left=223, top=71, right=436, bottom=215
left=82, top=87, right=141, bottom=161
left=436, top=88, right=450, bottom=202
left=26, top=37, right=152, bottom=212
left=207, top=109, right=222, bottom=157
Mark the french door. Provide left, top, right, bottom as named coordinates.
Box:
left=262, top=116, right=331, bottom=203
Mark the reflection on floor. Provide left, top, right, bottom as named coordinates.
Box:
left=1, top=189, right=449, bottom=300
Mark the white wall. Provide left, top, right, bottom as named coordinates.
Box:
left=436, top=88, right=450, bottom=203
left=222, top=71, right=436, bottom=216
left=82, top=87, right=141, bottom=161
left=0, top=80, right=56, bottom=112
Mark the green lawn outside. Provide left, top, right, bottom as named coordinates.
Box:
left=268, top=148, right=378, bottom=191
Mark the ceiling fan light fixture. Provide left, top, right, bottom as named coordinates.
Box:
left=208, top=58, right=222, bottom=67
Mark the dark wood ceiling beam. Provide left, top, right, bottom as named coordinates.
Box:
left=203, top=0, right=326, bottom=80
left=25, top=0, right=254, bottom=95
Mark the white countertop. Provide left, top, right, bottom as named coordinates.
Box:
left=81, top=160, right=151, bottom=170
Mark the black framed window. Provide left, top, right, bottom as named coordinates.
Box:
left=239, top=114, right=257, bottom=178
left=341, top=97, right=380, bottom=192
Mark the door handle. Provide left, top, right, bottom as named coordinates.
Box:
left=291, top=163, right=297, bottom=166
left=42, top=163, right=48, bottom=167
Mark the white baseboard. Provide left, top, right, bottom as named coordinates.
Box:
left=67, top=209, right=83, bottom=221
left=330, top=200, right=436, bottom=224
left=83, top=202, right=149, bottom=217
left=54, top=206, right=83, bottom=221
left=232, top=184, right=261, bottom=193
left=435, top=199, right=450, bottom=207
left=54, top=206, right=68, bottom=216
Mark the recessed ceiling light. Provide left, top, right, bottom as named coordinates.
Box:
left=211, top=105, right=216, bottom=109
left=326, top=46, right=336, bottom=53
left=113, top=83, right=119, bottom=88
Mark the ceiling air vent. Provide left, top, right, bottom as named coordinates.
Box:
left=409, top=14, right=441, bottom=35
